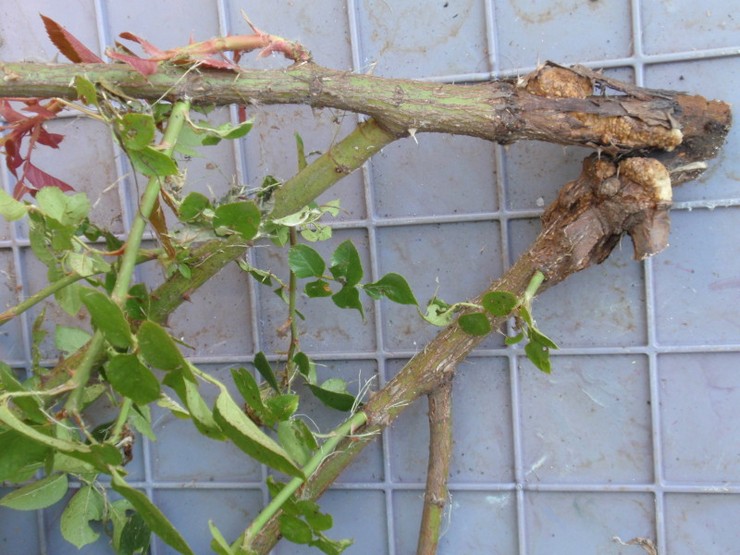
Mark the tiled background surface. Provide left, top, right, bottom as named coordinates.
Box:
left=1, top=1, right=738, bottom=554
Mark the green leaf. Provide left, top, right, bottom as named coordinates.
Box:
left=264, top=394, right=299, bottom=422
left=331, top=285, right=364, bottom=318
left=55, top=326, right=91, bottom=355
left=79, top=288, right=133, bottom=349
left=421, top=296, right=456, bottom=327
left=73, top=75, right=98, bottom=107
left=137, top=321, right=188, bottom=373
left=36, top=187, right=90, bottom=227
left=329, top=240, right=363, bottom=286
left=254, top=352, right=280, bottom=392
left=231, top=367, right=267, bottom=413
left=300, top=225, right=332, bottom=242
left=293, top=352, right=317, bottom=384
left=109, top=499, right=135, bottom=551
left=305, top=279, right=333, bottom=298
left=280, top=514, right=313, bottom=544
left=183, top=376, right=224, bottom=439
left=213, top=201, right=261, bottom=240
left=295, top=132, right=307, bottom=171
left=0, top=429, right=50, bottom=483
left=56, top=281, right=84, bottom=317
left=311, top=534, right=353, bottom=555
left=106, top=354, right=161, bottom=405
left=60, top=485, right=105, bottom=549
left=528, top=326, right=559, bottom=349
left=0, top=363, right=45, bottom=424
left=0, top=404, right=119, bottom=472
left=481, top=291, right=519, bottom=317
left=525, top=339, right=552, bottom=374
left=179, top=192, right=212, bottom=222
left=212, top=388, right=304, bottom=478
left=119, top=510, right=151, bottom=555
left=307, top=379, right=356, bottom=412
left=127, top=146, right=178, bottom=177
left=458, top=312, right=492, bottom=336
left=296, top=500, right=333, bottom=532
left=277, top=420, right=314, bottom=466
left=288, top=244, right=325, bottom=278
left=0, top=473, right=68, bottom=510
left=504, top=331, right=525, bottom=345
left=209, top=520, right=235, bottom=555
left=111, top=468, right=195, bottom=555
left=188, top=119, right=253, bottom=146
left=364, top=273, right=417, bottom=305
left=0, top=188, right=28, bottom=221
left=519, top=305, right=534, bottom=327
left=117, top=113, right=156, bottom=151
left=128, top=404, right=156, bottom=442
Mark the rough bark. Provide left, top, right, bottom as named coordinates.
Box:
left=0, top=61, right=729, bottom=154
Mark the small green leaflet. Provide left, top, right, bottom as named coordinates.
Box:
left=481, top=291, right=518, bottom=317
left=458, top=312, right=492, bottom=336
left=0, top=430, right=50, bottom=483
left=254, top=352, right=280, bottom=392
left=421, top=297, right=457, bottom=327
left=179, top=192, right=212, bottom=221
left=280, top=514, right=313, bottom=544
left=307, top=378, right=356, bottom=412
left=128, top=146, right=179, bottom=177
left=111, top=468, right=195, bottom=555
left=73, top=75, right=98, bottom=107
left=525, top=339, right=552, bottom=374
left=213, top=201, right=260, bottom=240
left=331, top=285, right=364, bottom=318
left=119, top=510, right=151, bottom=555
left=329, top=240, right=363, bottom=286
left=36, top=187, right=90, bottom=227
left=60, top=485, right=105, bottom=548
left=0, top=188, right=28, bottom=221
left=305, top=279, right=333, bottom=298
left=294, top=352, right=317, bottom=384
left=277, top=419, right=318, bottom=466
left=187, top=118, right=253, bottom=146
left=364, top=273, right=417, bottom=305
left=0, top=473, right=68, bottom=510
left=288, top=244, right=326, bottom=278
left=209, top=520, right=235, bottom=555
left=79, top=289, right=133, bottom=349
left=212, top=386, right=304, bottom=478
left=137, top=321, right=188, bottom=374
left=117, top=113, right=155, bottom=151
left=106, top=354, right=161, bottom=405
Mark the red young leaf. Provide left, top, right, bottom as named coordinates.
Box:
left=40, top=15, right=103, bottom=63
left=23, top=162, right=74, bottom=195
left=4, top=138, right=24, bottom=175
left=118, top=32, right=166, bottom=57
left=106, top=50, right=159, bottom=76
left=37, top=128, right=64, bottom=148
left=0, top=100, right=26, bottom=123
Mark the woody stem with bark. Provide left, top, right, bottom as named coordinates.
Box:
left=417, top=381, right=454, bottom=555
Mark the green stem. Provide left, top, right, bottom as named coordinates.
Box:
left=65, top=100, right=191, bottom=413
left=0, top=250, right=160, bottom=327
left=269, top=118, right=396, bottom=219
left=0, top=272, right=80, bottom=326
left=523, top=270, right=545, bottom=305
left=240, top=410, right=368, bottom=552
left=284, top=228, right=299, bottom=386
left=111, top=100, right=191, bottom=304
